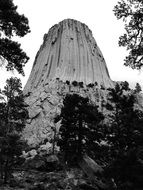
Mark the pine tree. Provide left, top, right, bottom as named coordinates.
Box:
left=105, top=82, right=143, bottom=189
left=114, top=0, right=143, bottom=69
left=0, top=0, right=30, bottom=75
left=0, top=77, right=29, bottom=183
left=135, top=82, right=142, bottom=93
left=58, top=94, right=104, bottom=165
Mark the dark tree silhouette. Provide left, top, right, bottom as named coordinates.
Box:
left=107, top=82, right=143, bottom=151
left=0, top=0, right=30, bottom=75
left=0, top=77, right=29, bottom=183
left=58, top=93, right=104, bottom=165
left=114, top=0, right=143, bottom=69
left=105, top=82, right=143, bottom=189
left=134, top=82, right=142, bottom=93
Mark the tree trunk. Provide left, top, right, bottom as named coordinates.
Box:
left=0, top=162, right=4, bottom=180
left=78, top=115, right=82, bottom=158
left=4, top=159, right=9, bottom=184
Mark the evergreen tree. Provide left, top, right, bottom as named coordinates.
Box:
left=0, top=77, right=28, bottom=183
left=0, top=0, right=30, bottom=75
left=114, top=0, right=143, bottom=69
left=135, top=82, right=142, bottom=93
left=58, top=94, right=104, bottom=165
left=105, top=82, right=143, bottom=189
left=106, top=82, right=143, bottom=154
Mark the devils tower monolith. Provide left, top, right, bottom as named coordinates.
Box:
left=23, top=19, right=113, bottom=145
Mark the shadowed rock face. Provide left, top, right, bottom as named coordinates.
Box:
left=24, top=19, right=113, bottom=94
left=23, top=19, right=113, bottom=145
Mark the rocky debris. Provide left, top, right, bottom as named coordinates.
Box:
left=21, top=142, right=60, bottom=160
left=79, top=155, right=107, bottom=190
left=23, top=153, right=61, bottom=172
left=79, top=155, right=104, bottom=176
left=38, top=142, right=60, bottom=156
left=21, top=149, right=38, bottom=161
left=46, top=154, right=59, bottom=164
left=23, top=80, right=109, bottom=146
left=24, top=155, right=46, bottom=171
left=0, top=167, right=109, bottom=190
left=21, top=143, right=60, bottom=172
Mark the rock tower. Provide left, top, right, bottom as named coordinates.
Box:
left=23, top=19, right=113, bottom=145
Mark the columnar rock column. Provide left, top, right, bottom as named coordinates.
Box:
left=23, top=19, right=113, bottom=145
left=24, top=19, right=113, bottom=94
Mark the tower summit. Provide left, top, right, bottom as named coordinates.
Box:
left=24, top=19, right=113, bottom=94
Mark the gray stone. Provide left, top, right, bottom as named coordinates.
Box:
left=46, top=155, right=59, bottom=164
left=23, top=19, right=113, bottom=145
left=79, top=155, right=103, bottom=176
left=24, top=19, right=113, bottom=94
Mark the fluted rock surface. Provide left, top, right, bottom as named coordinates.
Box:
left=24, top=19, right=113, bottom=94
left=23, top=19, right=113, bottom=145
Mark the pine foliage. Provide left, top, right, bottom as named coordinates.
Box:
left=0, top=77, right=28, bottom=183
left=0, top=0, right=30, bottom=75
left=114, top=0, right=143, bottom=69
left=105, top=82, right=143, bottom=189
left=58, top=94, right=104, bottom=165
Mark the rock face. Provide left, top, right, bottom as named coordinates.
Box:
left=24, top=19, right=113, bottom=93
left=23, top=19, right=113, bottom=145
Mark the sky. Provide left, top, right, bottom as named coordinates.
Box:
left=0, top=0, right=143, bottom=89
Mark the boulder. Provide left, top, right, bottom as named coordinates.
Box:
left=79, top=155, right=103, bottom=176
left=29, top=149, right=38, bottom=158
left=24, top=155, right=46, bottom=171
left=45, top=155, right=60, bottom=171
left=79, top=155, right=107, bottom=189
left=38, top=142, right=52, bottom=155
left=46, top=155, right=59, bottom=163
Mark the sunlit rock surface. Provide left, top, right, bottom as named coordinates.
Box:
left=24, top=19, right=113, bottom=93
left=23, top=19, right=113, bottom=145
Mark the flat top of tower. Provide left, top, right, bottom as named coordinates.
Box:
left=24, top=18, right=113, bottom=93
left=48, top=18, right=93, bottom=35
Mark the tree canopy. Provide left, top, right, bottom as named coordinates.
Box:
left=0, top=77, right=29, bottom=183
left=0, top=0, right=30, bottom=75
left=105, top=82, right=143, bottom=189
left=107, top=82, right=143, bottom=151
left=114, top=0, right=143, bottom=69
left=58, top=94, right=104, bottom=165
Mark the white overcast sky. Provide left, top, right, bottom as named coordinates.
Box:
left=0, top=0, right=143, bottom=89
